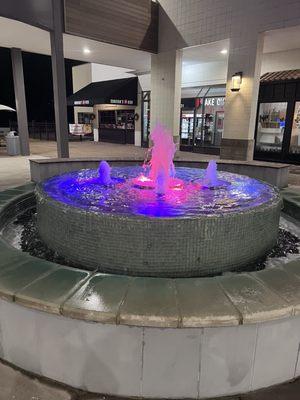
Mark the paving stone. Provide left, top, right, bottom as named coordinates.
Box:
left=0, top=258, right=58, bottom=301
left=283, top=259, right=300, bottom=279
left=253, top=268, right=300, bottom=314
left=15, top=266, right=91, bottom=314
left=0, top=256, right=30, bottom=278
left=0, top=359, right=73, bottom=400
left=62, top=273, right=130, bottom=323
left=119, top=277, right=179, bottom=327
left=176, top=277, right=241, bottom=327
left=218, top=273, right=293, bottom=323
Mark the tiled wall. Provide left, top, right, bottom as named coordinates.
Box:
left=155, top=0, right=300, bottom=147
left=157, top=0, right=300, bottom=53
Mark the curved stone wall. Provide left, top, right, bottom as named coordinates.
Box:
left=36, top=184, right=282, bottom=277
left=0, top=299, right=300, bottom=399
left=0, top=186, right=300, bottom=399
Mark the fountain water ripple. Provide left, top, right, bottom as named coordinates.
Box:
left=43, top=166, right=278, bottom=218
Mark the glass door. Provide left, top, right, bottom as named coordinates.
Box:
left=180, top=110, right=194, bottom=146
left=289, top=101, right=300, bottom=156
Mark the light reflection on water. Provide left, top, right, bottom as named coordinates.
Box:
left=42, top=166, right=278, bottom=218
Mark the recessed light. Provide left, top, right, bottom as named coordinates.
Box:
left=83, top=48, right=91, bottom=54
left=220, top=49, right=228, bottom=55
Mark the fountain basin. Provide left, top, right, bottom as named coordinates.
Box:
left=36, top=167, right=281, bottom=277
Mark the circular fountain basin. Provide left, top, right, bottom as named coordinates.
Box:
left=35, top=166, right=282, bottom=277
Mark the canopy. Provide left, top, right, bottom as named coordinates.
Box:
left=0, top=104, right=15, bottom=112
left=67, top=77, right=138, bottom=107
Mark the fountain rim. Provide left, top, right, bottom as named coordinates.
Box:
left=36, top=167, right=282, bottom=221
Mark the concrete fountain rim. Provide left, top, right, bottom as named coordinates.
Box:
left=0, top=186, right=299, bottom=328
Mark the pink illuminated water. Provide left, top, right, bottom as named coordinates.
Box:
left=145, top=124, right=177, bottom=195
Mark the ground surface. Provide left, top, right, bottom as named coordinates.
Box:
left=0, top=139, right=299, bottom=190
left=0, top=140, right=216, bottom=190
left=1, top=358, right=300, bottom=400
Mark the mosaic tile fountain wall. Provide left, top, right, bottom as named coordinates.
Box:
left=36, top=186, right=282, bottom=277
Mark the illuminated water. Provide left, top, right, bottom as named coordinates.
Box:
left=42, top=166, right=278, bottom=218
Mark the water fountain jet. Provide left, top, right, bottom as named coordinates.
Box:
left=98, top=160, right=112, bottom=185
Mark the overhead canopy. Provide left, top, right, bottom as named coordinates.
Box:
left=67, top=77, right=138, bottom=107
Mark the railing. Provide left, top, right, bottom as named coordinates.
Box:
left=8, top=121, right=93, bottom=142
left=9, top=121, right=56, bottom=141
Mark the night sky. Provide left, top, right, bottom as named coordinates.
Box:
left=0, top=47, right=82, bottom=126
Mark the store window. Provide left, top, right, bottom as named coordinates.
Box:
left=194, top=97, right=225, bottom=149
left=290, top=102, right=300, bottom=154
left=78, top=112, right=94, bottom=124
left=181, top=111, right=194, bottom=143
left=255, top=102, right=287, bottom=153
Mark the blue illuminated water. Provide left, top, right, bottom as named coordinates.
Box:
left=42, top=166, right=278, bottom=218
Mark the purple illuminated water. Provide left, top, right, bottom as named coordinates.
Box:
left=42, top=166, right=278, bottom=218
left=98, top=161, right=112, bottom=185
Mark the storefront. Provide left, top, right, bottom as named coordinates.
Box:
left=67, top=77, right=138, bottom=145
left=180, top=96, right=225, bottom=154
left=140, top=92, right=225, bottom=153
left=254, top=70, right=300, bottom=164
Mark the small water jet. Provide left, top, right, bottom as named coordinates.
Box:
left=198, top=160, right=230, bottom=189
left=98, top=160, right=112, bottom=185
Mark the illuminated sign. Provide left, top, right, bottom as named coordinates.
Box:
left=110, top=99, right=134, bottom=105
left=204, top=97, right=225, bottom=107
left=74, top=100, right=90, bottom=105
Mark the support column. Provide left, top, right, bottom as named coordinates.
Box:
left=11, top=48, right=30, bottom=156
left=50, top=0, right=69, bottom=158
left=150, top=49, right=182, bottom=143
left=220, top=34, right=264, bottom=160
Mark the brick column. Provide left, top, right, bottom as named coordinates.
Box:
left=150, top=49, right=182, bottom=143
left=221, top=34, right=264, bottom=160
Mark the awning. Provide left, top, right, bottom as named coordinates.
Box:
left=260, top=70, right=300, bottom=83
left=67, top=77, right=138, bottom=107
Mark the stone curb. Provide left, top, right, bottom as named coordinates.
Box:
left=0, top=186, right=299, bottom=329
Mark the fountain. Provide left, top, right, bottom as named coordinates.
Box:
left=35, top=124, right=281, bottom=277
left=1, top=123, right=298, bottom=400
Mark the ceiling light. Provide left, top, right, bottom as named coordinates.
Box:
left=220, top=49, right=228, bottom=54
left=83, top=48, right=91, bottom=54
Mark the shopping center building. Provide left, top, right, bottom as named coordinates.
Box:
left=1, top=0, right=300, bottom=163
left=1, top=2, right=300, bottom=400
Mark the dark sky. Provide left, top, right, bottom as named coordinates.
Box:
left=0, top=47, right=82, bottom=126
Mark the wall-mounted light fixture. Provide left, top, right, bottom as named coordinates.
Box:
left=231, top=72, right=243, bottom=92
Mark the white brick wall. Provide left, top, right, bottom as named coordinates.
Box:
left=150, top=50, right=182, bottom=139
left=156, top=0, right=300, bottom=145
